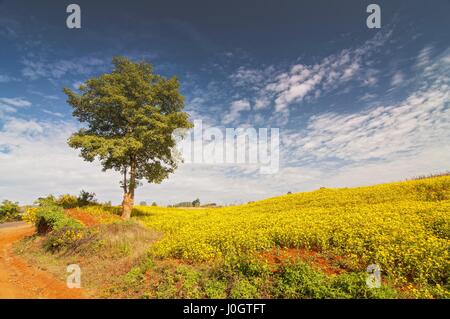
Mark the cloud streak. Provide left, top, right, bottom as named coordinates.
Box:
left=265, top=31, right=391, bottom=112
left=21, top=56, right=108, bottom=80
left=283, top=49, right=450, bottom=165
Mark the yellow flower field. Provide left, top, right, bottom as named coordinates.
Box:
left=135, top=176, right=450, bottom=291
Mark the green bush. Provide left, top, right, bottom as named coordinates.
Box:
left=175, top=266, right=203, bottom=298
left=35, top=205, right=83, bottom=234
left=43, top=226, right=88, bottom=252
left=77, top=190, right=97, bottom=206
left=56, top=194, right=79, bottom=209
left=273, top=261, right=332, bottom=298
left=0, top=200, right=21, bottom=223
left=230, top=278, right=260, bottom=298
left=36, top=191, right=97, bottom=209
left=204, top=279, right=227, bottom=298
left=330, top=272, right=397, bottom=299
left=35, top=194, right=58, bottom=206
left=272, top=260, right=397, bottom=299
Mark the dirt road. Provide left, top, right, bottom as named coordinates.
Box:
left=0, top=222, right=85, bottom=299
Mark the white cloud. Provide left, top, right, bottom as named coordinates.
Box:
left=0, top=116, right=283, bottom=206
left=391, top=71, right=405, bottom=86
left=320, top=146, right=450, bottom=188
left=254, top=96, right=270, bottom=110
left=1, top=56, right=449, bottom=207
left=28, top=90, right=59, bottom=100
left=0, top=17, right=19, bottom=38
left=2, top=118, right=44, bottom=136
left=416, top=45, right=433, bottom=68
left=0, top=97, right=31, bottom=107
left=2, top=34, right=449, bottom=206
left=291, top=86, right=448, bottom=161
left=0, top=74, right=18, bottom=83
left=230, top=66, right=275, bottom=88
left=0, top=97, right=31, bottom=116
left=0, top=117, right=123, bottom=205
left=22, top=56, right=107, bottom=80
left=42, top=109, right=64, bottom=117
left=0, top=104, right=16, bottom=116
left=264, top=31, right=391, bottom=112
left=223, top=99, right=251, bottom=124
left=283, top=50, right=450, bottom=164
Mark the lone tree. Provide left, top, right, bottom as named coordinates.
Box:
left=192, top=198, right=200, bottom=207
left=64, top=56, right=193, bottom=219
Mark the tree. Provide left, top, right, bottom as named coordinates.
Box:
left=0, top=200, right=21, bottom=222
left=56, top=194, right=79, bottom=208
left=192, top=198, right=200, bottom=207
left=140, top=201, right=147, bottom=206
left=64, top=56, right=193, bottom=219
left=151, top=202, right=157, bottom=207
left=35, top=194, right=57, bottom=207
left=77, top=190, right=97, bottom=206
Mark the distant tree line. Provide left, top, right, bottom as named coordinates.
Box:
left=0, top=200, right=21, bottom=223
left=36, top=190, right=98, bottom=209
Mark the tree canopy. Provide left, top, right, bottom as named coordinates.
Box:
left=64, top=56, right=193, bottom=218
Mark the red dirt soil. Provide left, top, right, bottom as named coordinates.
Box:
left=66, top=208, right=120, bottom=226
left=259, top=247, right=345, bottom=276
left=66, top=208, right=101, bottom=226
left=0, top=223, right=85, bottom=299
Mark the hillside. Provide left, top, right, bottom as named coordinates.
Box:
left=13, top=176, right=450, bottom=298
left=134, top=176, right=450, bottom=297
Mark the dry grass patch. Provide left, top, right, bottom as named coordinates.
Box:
left=15, top=220, right=161, bottom=298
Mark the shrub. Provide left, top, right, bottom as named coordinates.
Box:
left=77, top=190, right=97, bottom=206
left=56, top=194, right=79, bottom=209
left=35, top=194, right=58, bottom=206
left=55, top=191, right=97, bottom=208
left=204, top=279, right=227, bottom=298
left=273, top=261, right=331, bottom=298
left=272, top=261, right=397, bottom=299
left=43, top=227, right=88, bottom=252
left=330, top=272, right=397, bottom=299
left=0, top=200, right=21, bottom=223
left=192, top=198, right=200, bottom=207
left=34, top=205, right=83, bottom=234
left=23, top=207, right=38, bottom=224
left=230, top=278, right=259, bottom=299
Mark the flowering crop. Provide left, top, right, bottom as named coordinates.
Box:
left=135, top=176, right=450, bottom=289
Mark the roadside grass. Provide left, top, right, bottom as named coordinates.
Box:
left=15, top=215, right=161, bottom=298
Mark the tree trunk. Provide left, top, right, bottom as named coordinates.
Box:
left=121, top=158, right=136, bottom=220
left=121, top=192, right=134, bottom=220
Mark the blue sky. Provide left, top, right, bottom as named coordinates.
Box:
left=0, top=0, right=449, bottom=205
